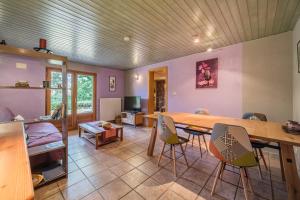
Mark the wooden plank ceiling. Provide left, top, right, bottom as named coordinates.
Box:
left=1, top=0, right=300, bottom=69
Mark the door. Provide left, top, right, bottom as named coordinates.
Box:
left=46, top=68, right=96, bottom=129
left=74, top=72, right=96, bottom=125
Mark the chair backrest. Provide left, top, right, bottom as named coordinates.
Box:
left=209, top=123, right=258, bottom=167
left=195, top=108, right=209, bottom=115
left=157, top=114, right=179, bottom=144
left=242, top=112, right=267, bottom=121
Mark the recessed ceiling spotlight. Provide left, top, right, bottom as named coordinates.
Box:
left=123, top=36, right=130, bottom=42
left=193, top=35, right=200, bottom=43
left=207, top=48, right=213, bottom=52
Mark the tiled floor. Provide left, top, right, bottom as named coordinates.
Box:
left=35, top=126, right=287, bottom=200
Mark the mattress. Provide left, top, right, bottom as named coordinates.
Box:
left=26, top=122, right=62, bottom=148
left=26, top=122, right=63, bottom=168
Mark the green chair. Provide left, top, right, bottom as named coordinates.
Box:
left=184, top=108, right=209, bottom=157
left=209, top=123, right=259, bottom=200
left=157, top=114, right=189, bottom=176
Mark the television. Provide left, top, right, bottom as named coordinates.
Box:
left=124, top=96, right=141, bottom=112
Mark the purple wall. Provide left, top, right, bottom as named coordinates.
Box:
left=125, top=44, right=243, bottom=118
left=0, top=54, right=125, bottom=120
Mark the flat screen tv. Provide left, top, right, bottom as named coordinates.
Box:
left=124, top=96, right=141, bottom=112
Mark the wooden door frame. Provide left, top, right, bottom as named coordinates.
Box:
left=46, top=67, right=97, bottom=129
left=148, top=66, right=168, bottom=126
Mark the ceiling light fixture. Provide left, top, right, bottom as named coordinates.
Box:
left=193, top=35, right=200, bottom=43
left=123, top=36, right=131, bottom=42
left=207, top=48, right=213, bottom=52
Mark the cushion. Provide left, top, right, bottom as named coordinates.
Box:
left=0, top=106, right=14, bottom=122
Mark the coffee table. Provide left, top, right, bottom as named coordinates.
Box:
left=78, top=121, right=123, bottom=149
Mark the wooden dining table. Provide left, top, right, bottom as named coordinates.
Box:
left=144, top=112, right=300, bottom=200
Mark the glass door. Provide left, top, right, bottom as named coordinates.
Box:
left=75, top=73, right=96, bottom=125
left=46, top=68, right=75, bottom=129
left=46, top=68, right=96, bottom=129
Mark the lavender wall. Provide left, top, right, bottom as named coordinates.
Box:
left=125, top=44, right=243, bottom=118
left=0, top=54, right=125, bottom=119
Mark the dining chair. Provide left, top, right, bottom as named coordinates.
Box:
left=209, top=123, right=258, bottom=200
left=184, top=108, right=209, bottom=157
left=157, top=114, right=189, bottom=176
left=242, top=113, right=269, bottom=177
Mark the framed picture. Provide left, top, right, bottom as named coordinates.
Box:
left=196, top=58, right=218, bottom=88
left=109, top=76, right=116, bottom=92
left=297, top=40, right=300, bottom=73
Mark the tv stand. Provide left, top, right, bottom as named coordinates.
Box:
left=121, top=111, right=144, bottom=127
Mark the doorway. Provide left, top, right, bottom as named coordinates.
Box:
left=46, top=67, right=96, bottom=129
left=148, top=66, right=168, bottom=126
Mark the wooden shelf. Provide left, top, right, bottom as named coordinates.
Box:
left=0, top=45, right=67, bottom=62
left=28, top=141, right=66, bottom=157
left=0, top=86, right=63, bottom=89
left=34, top=165, right=66, bottom=188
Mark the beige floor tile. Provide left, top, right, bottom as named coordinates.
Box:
left=235, top=188, right=265, bottom=200
left=138, top=160, right=161, bottom=176
left=98, top=179, right=132, bottom=200
left=101, top=156, right=124, bottom=167
left=68, top=162, right=79, bottom=173
left=158, top=190, right=185, bottom=200
left=81, top=162, right=108, bottom=177
left=205, top=176, right=237, bottom=200
left=81, top=191, right=104, bottom=200
left=116, top=150, right=137, bottom=160
left=170, top=178, right=202, bottom=200
left=152, top=168, right=176, bottom=188
left=127, top=155, right=148, bottom=167
left=110, top=161, right=135, bottom=176
left=62, top=179, right=95, bottom=200
left=120, top=190, right=144, bottom=200
left=163, top=161, right=189, bottom=176
left=57, top=170, right=86, bottom=190
left=197, top=189, right=226, bottom=200
left=75, top=156, right=97, bottom=168
left=34, top=182, right=60, bottom=199
left=121, top=168, right=149, bottom=188
left=135, top=178, right=168, bottom=200
left=182, top=168, right=210, bottom=187
left=43, top=192, right=64, bottom=200
left=70, top=151, right=91, bottom=161
left=88, top=170, right=117, bottom=189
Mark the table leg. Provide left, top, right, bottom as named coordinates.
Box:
left=280, top=143, right=300, bottom=200
left=78, top=127, right=81, bottom=137
left=147, top=119, right=158, bottom=156
left=95, top=134, right=99, bottom=150
left=120, top=128, right=123, bottom=141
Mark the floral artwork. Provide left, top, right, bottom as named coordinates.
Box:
left=109, top=76, right=116, bottom=92
left=196, top=58, right=218, bottom=88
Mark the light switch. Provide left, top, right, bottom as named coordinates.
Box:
left=172, top=92, right=177, bottom=96
left=16, top=62, right=27, bottom=69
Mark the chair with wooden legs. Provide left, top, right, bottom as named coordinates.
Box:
left=242, top=112, right=284, bottom=179
left=184, top=108, right=209, bottom=157
left=156, top=114, right=189, bottom=176
left=209, top=123, right=259, bottom=200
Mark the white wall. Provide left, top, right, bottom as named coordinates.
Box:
left=293, top=19, right=300, bottom=122
left=293, top=17, right=300, bottom=175
left=242, top=32, right=293, bottom=122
